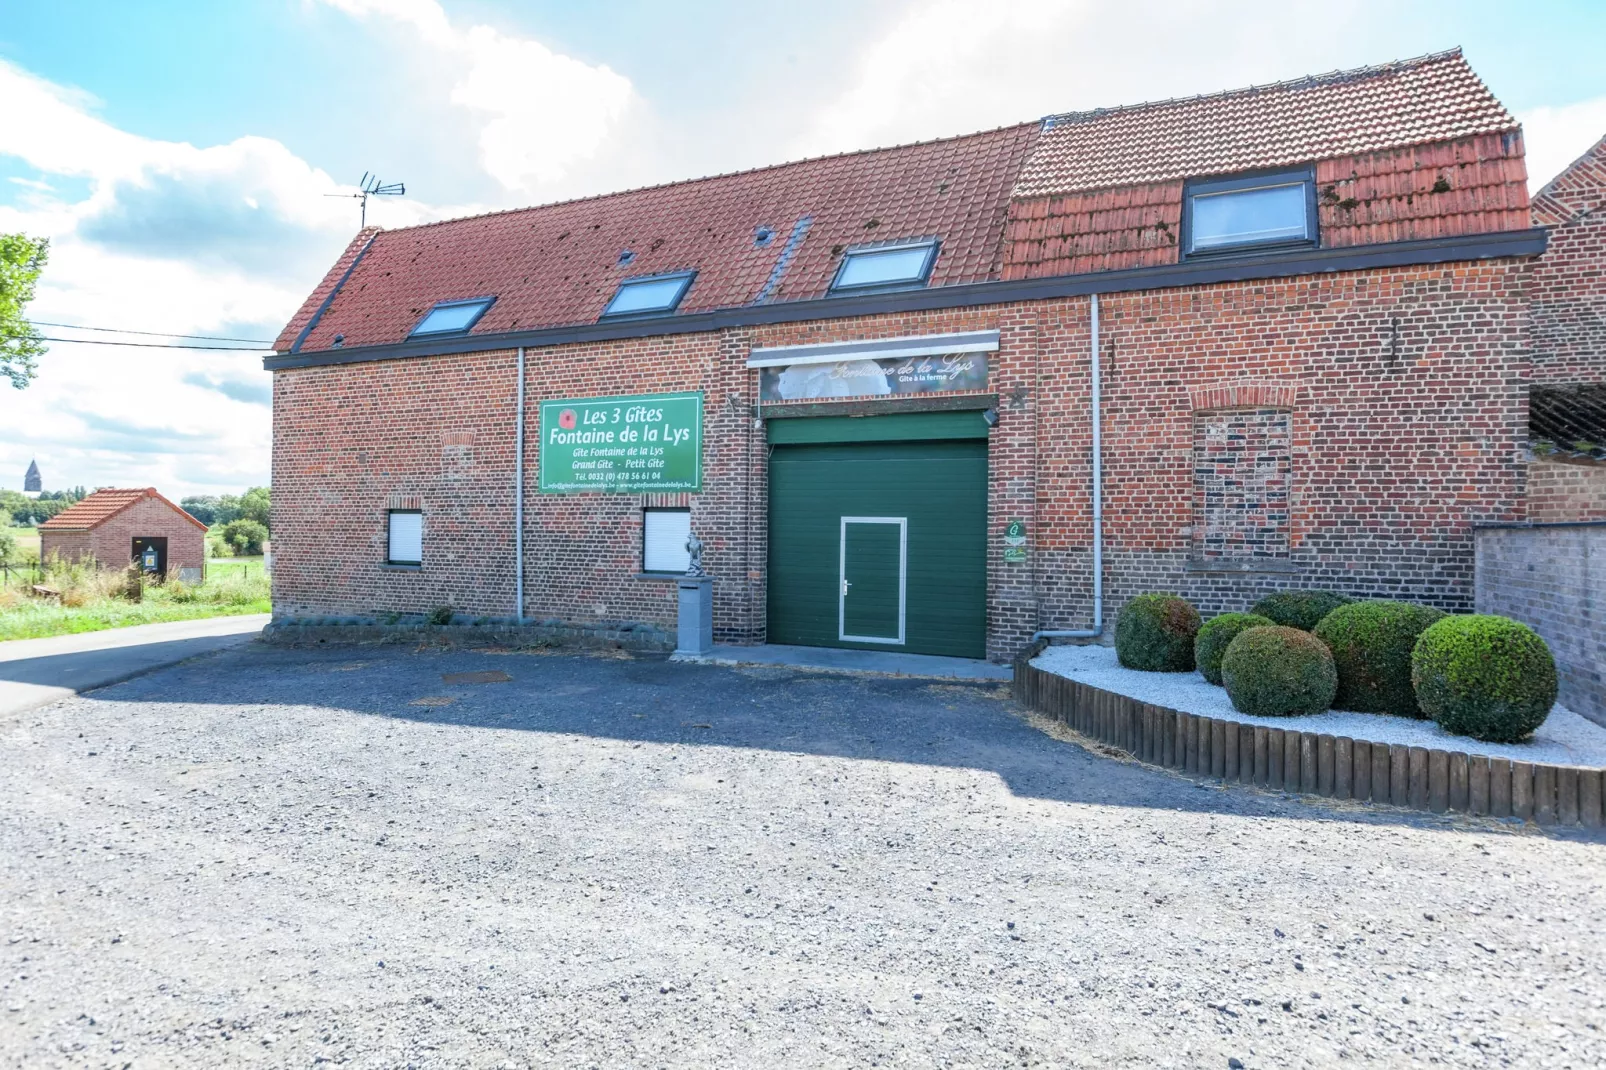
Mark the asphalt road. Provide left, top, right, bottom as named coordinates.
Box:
left=0, top=614, right=269, bottom=717
left=1, top=641, right=1602, bottom=1068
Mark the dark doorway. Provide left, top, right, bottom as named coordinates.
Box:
left=132, top=537, right=168, bottom=574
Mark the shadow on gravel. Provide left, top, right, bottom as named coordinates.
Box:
left=81, top=640, right=1551, bottom=834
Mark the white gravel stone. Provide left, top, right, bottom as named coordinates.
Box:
left=1033, top=643, right=1606, bottom=768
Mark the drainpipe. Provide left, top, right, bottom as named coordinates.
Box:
left=1032, top=291, right=1103, bottom=643
left=515, top=346, right=526, bottom=624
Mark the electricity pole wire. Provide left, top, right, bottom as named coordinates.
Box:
left=0, top=332, right=273, bottom=352
left=30, top=321, right=276, bottom=344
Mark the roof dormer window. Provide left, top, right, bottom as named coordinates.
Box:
left=601, top=271, right=696, bottom=319
left=410, top=297, right=495, bottom=337
left=1183, top=168, right=1316, bottom=257
left=828, top=239, right=939, bottom=295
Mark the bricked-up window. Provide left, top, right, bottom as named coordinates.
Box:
left=1193, top=408, right=1291, bottom=560
left=387, top=510, right=422, bottom=565
left=642, top=509, right=690, bottom=573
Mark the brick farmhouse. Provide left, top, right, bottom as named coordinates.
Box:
left=268, top=49, right=1569, bottom=661
left=39, top=488, right=208, bottom=581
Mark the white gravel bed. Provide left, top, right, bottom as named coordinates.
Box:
left=1033, top=643, right=1606, bottom=768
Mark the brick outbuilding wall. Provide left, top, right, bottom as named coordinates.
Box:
left=41, top=496, right=206, bottom=575
left=1530, top=133, right=1606, bottom=386
left=1476, top=523, right=1605, bottom=726
left=1529, top=460, right=1606, bottom=522
left=272, top=257, right=1531, bottom=659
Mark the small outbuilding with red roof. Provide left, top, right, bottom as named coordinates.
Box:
left=39, top=489, right=208, bottom=581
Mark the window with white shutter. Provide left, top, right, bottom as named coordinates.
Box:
left=387, top=510, right=422, bottom=565
left=642, top=509, right=690, bottom=573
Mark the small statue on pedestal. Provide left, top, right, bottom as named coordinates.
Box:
left=684, top=530, right=705, bottom=577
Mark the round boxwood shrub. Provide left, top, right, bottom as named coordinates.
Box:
left=1194, top=612, right=1276, bottom=685
left=1115, top=593, right=1201, bottom=672
left=1221, top=626, right=1338, bottom=717
left=1412, top=615, right=1558, bottom=743
left=1250, top=589, right=1355, bottom=632
left=1313, top=600, right=1447, bottom=717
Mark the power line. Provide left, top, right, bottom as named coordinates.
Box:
left=1, top=333, right=272, bottom=352
left=31, top=321, right=276, bottom=344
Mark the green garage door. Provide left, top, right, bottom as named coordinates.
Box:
left=768, top=415, right=988, bottom=658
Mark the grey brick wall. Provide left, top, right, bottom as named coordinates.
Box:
left=1475, top=523, right=1605, bottom=726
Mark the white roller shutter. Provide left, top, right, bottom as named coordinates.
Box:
left=643, top=509, right=690, bottom=573
left=387, top=511, right=422, bottom=564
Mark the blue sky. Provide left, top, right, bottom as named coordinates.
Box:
left=1, top=0, right=1604, bottom=498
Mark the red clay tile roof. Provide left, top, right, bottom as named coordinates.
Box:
left=39, top=488, right=207, bottom=532
left=274, top=123, right=1041, bottom=352
left=276, top=49, right=1528, bottom=355
left=1013, top=49, right=1517, bottom=198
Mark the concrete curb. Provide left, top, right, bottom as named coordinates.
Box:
left=1014, top=659, right=1605, bottom=828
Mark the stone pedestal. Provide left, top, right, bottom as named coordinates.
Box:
left=675, top=576, right=714, bottom=656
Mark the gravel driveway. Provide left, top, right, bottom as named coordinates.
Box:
left=2, top=641, right=1602, bottom=1068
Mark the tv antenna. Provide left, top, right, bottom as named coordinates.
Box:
left=325, top=172, right=406, bottom=227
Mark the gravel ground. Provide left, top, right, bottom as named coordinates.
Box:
left=1034, top=644, right=1606, bottom=767
left=2, top=641, right=1604, bottom=1069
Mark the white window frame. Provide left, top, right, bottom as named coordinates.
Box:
left=386, top=509, right=422, bottom=566
left=838, top=516, right=907, bottom=645
left=642, top=508, right=691, bottom=574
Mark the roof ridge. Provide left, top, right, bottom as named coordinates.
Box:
left=363, top=121, right=1041, bottom=237
left=1040, top=47, right=1483, bottom=129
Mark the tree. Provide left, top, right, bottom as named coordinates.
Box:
left=238, top=486, right=270, bottom=529
left=214, top=493, right=242, bottom=526
left=181, top=495, right=220, bottom=526
left=0, top=529, right=14, bottom=565
left=220, top=518, right=267, bottom=556
left=0, top=233, right=49, bottom=389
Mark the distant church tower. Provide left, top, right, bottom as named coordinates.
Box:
left=23, top=459, right=41, bottom=498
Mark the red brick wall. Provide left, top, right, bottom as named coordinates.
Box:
left=1530, top=135, right=1606, bottom=385
left=1003, top=135, right=1529, bottom=279
left=272, top=350, right=520, bottom=620
left=1192, top=407, right=1292, bottom=561
left=272, top=258, right=1531, bottom=658
left=1528, top=460, right=1606, bottom=522
left=40, top=498, right=206, bottom=573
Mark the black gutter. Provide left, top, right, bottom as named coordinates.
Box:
left=265, top=227, right=1548, bottom=371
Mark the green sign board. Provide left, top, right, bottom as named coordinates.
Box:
left=538, top=391, right=703, bottom=493
left=1003, top=518, right=1027, bottom=564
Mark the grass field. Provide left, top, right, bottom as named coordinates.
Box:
left=2, top=526, right=41, bottom=559
left=0, top=560, right=270, bottom=642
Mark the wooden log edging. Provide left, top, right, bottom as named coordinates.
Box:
left=1013, top=659, right=1606, bottom=828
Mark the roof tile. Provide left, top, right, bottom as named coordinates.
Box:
left=1014, top=49, right=1515, bottom=198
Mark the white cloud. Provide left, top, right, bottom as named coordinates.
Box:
left=0, top=57, right=471, bottom=499
left=791, top=0, right=1380, bottom=159
left=318, top=0, right=635, bottom=191
left=1520, top=97, right=1606, bottom=192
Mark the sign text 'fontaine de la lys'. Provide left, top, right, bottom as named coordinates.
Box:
left=538, top=391, right=703, bottom=493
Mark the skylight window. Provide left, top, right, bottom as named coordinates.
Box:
left=829, top=240, right=939, bottom=295
left=601, top=271, right=696, bottom=319
left=1184, top=169, right=1315, bottom=256
left=410, top=297, right=494, bottom=337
